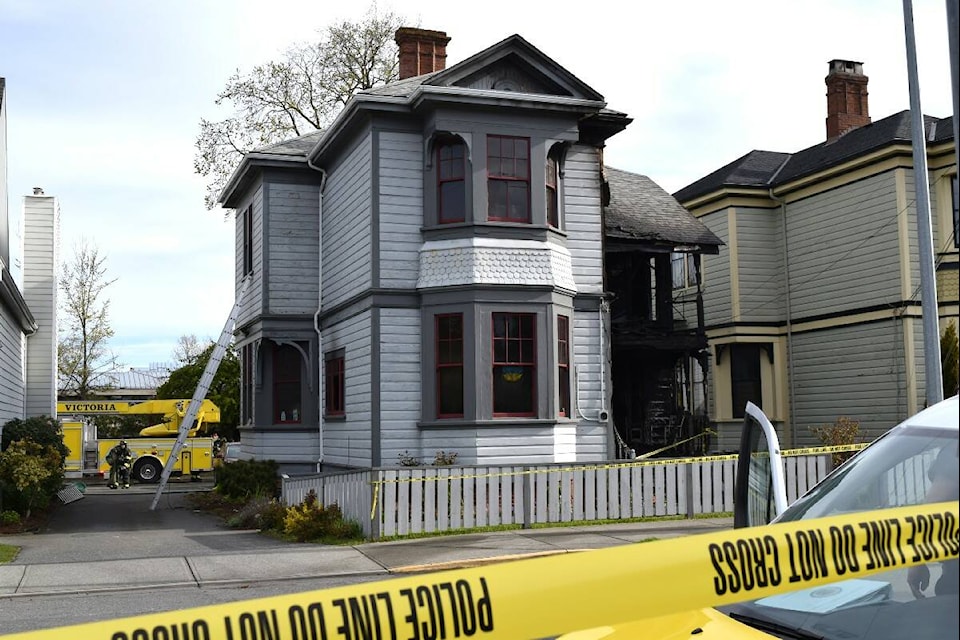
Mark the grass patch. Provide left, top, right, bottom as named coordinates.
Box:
left=0, top=543, right=19, bottom=564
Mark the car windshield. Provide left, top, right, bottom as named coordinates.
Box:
left=720, top=424, right=958, bottom=640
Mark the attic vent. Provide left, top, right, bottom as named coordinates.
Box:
left=493, top=79, right=519, bottom=92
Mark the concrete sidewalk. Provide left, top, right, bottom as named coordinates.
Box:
left=0, top=513, right=732, bottom=598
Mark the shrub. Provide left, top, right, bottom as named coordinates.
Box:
left=1, top=510, right=21, bottom=525
left=398, top=451, right=421, bottom=467
left=282, top=490, right=362, bottom=543
left=226, top=496, right=288, bottom=531
left=398, top=450, right=459, bottom=467
left=811, top=416, right=861, bottom=468
left=1, top=415, right=68, bottom=517
left=432, top=450, right=458, bottom=466
left=215, top=459, right=280, bottom=500
left=1, top=415, right=68, bottom=458
left=0, top=440, right=63, bottom=518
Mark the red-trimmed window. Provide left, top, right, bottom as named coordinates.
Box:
left=546, top=155, right=559, bottom=228
left=487, top=135, right=530, bottom=222
left=437, top=139, right=466, bottom=223
left=492, top=312, right=536, bottom=416
left=557, top=315, right=570, bottom=417
left=436, top=314, right=464, bottom=417
left=325, top=353, right=345, bottom=417
left=273, top=344, right=301, bottom=423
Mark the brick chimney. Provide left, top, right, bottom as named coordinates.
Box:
left=825, top=59, right=870, bottom=141
left=395, top=28, right=451, bottom=80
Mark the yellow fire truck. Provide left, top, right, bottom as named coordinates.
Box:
left=57, top=399, right=220, bottom=484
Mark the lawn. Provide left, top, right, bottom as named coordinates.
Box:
left=0, top=543, right=19, bottom=564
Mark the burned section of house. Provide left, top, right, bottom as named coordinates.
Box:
left=602, top=167, right=723, bottom=457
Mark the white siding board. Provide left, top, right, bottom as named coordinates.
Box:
left=324, top=134, right=373, bottom=309
left=378, top=308, right=422, bottom=465
left=563, top=146, right=603, bottom=293
left=236, top=184, right=264, bottom=326
left=323, top=311, right=372, bottom=467
left=267, top=182, right=319, bottom=314
left=22, top=195, right=57, bottom=417
left=378, top=132, right=423, bottom=290
left=0, top=312, right=25, bottom=423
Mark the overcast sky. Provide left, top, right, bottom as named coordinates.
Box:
left=0, top=0, right=954, bottom=369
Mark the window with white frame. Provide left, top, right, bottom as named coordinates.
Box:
left=671, top=252, right=696, bottom=289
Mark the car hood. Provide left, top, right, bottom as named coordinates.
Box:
left=557, top=607, right=774, bottom=639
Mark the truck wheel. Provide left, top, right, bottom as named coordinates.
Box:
left=133, top=458, right=163, bottom=484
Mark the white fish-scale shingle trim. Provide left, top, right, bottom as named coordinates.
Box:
left=417, top=238, right=577, bottom=292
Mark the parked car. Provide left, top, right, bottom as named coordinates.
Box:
left=560, top=394, right=959, bottom=639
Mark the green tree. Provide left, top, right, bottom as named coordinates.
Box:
left=194, top=3, right=405, bottom=209
left=57, top=240, right=120, bottom=399
left=1, top=415, right=69, bottom=459
left=156, top=343, right=240, bottom=439
left=942, top=321, right=959, bottom=398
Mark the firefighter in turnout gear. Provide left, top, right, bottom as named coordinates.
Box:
left=106, top=439, right=133, bottom=489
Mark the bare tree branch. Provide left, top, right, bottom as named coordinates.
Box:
left=57, top=240, right=120, bottom=399
left=194, top=3, right=406, bottom=210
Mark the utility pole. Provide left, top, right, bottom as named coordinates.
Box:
left=902, top=0, right=943, bottom=405
left=948, top=0, right=960, bottom=252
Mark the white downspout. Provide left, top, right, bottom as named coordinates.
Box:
left=308, top=158, right=327, bottom=472
left=575, top=299, right=610, bottom=423
left=598, top=299, right=609, bottom=422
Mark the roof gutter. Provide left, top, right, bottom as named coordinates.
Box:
left=1, top=268, right=37, bottom=335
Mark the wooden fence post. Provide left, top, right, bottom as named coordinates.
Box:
left=684, top=462, right=695, bottom=519
left=522, top=470, right=533, bottom=529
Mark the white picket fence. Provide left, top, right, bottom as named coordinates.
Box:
left=281, top=452, right=835, bottom=540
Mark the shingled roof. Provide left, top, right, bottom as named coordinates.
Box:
left=674, top=110, right=955, bottom=202
left=604, top=167, right=723, bottom=251
left=251, top=130, right=325, bottom=157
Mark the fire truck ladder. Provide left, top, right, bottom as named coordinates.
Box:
left=150, top=276, right=250, bottom=511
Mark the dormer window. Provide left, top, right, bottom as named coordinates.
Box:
left=437, top=138, right=466, bottom=224
left=487, top=135, right=530, bottom=223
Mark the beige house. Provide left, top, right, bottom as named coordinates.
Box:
left=675, top=60, right=958, bottom=449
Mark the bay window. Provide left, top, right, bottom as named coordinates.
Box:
left=436, top=314, right=464, bottom=417
left=492, top=312, right=536, bottom=416
left=487, top=135, right=530, bottom=222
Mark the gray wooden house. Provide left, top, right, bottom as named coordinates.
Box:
left=221, top=30, right=719, bottom=472
left=675, top=60, right=959, bottom=450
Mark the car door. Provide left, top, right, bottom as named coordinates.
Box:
left=734, top=401, right=788, bottom=528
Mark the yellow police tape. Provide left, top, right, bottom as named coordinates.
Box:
left=2, top=501, right=956, bottom=640
left=367, top=443, right=870, bottom=518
